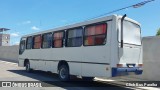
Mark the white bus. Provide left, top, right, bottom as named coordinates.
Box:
left=18, top=14, right=143, bottom=81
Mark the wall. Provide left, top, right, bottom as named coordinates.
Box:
left=125, top=36, right=160, bottom=81
left=139, top=36, right=160, bottom=80
left=0, top=45, right=19, bottom=63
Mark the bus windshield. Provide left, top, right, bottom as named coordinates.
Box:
left=118, top=20, right=141, bottom=45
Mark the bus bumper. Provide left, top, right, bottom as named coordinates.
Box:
left=112, top=67, right=143, bottom=77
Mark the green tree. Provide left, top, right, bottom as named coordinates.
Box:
left=156, top=28, right=160, bottom=36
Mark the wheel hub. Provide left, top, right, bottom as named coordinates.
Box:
left=60, top=68, right=67, bottom=79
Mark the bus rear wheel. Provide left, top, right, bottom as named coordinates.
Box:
left=58, top=65, right=70, bottom=81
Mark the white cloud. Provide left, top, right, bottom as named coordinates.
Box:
left=22, top=20, right=31, bottom=24
left=14, top=42, right=20, bottom=45
left=11, top=32, right=20, bottom=37
left=17, top=20, right=31, bottom=25
left=31, top=26, right=40, bottom=30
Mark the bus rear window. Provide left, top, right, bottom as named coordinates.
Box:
left=84, top=23, right=107, bottom=46
left=118, top=20, right=141, bottom=45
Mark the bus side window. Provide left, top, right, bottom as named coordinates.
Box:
left=42, top=33, right=52, bottom=48
left=19, top=40, right=25, bottom=55
left=66, top=27, right=83, bottom=47
left=53, top=31, right=64, bottom=48
left=84, top=23, right=107, bottom=46
left=26, top=37, right=32, bottom=49
left=33, top=35, right=41, bottom=49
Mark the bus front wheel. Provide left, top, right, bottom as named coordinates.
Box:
left=25, top=61, right=32, bottom=72
left=58, top=65, right=70, bottom=81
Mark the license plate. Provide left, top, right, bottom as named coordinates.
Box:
left=128, top=65, right=134, bottom=68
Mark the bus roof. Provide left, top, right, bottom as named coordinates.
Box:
left=22, top=14, right=140, bottom=37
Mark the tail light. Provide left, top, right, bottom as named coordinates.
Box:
left=117, top=64, right=123, bottom=67
left=138, top=64, right=143, bottom=67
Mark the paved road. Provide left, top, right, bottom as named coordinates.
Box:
left=0, top=60, right=134, bottom=90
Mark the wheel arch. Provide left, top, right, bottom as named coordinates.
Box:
left=57, top=60, right=69, bottom=72
left=24, top=59, right=29, bottom=67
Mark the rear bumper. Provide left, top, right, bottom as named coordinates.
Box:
left=112, top=67, right=143, bottom=77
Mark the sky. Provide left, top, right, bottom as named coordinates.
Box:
left=0, top=0, right=159, bottom=45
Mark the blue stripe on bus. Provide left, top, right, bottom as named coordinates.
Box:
left=112, top=67, right=143, bottom=77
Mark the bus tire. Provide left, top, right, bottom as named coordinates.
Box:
left=25, top=61, right=32, bottom=73
left=58, top=65, right=70, bottom=81
left=82, top=77, right=94, bottom=81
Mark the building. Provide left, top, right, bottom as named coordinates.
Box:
left=0, top=28, right=10, bottom=46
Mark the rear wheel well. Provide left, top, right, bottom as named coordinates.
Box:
left=58, top=60, right=69, bottom=71
left=24, top=59, right=29, bottom=66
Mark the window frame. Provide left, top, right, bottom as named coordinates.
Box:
left=42, top=32, right=52, bottom=49
left=26, top=36, right=33, bottom=49
left=52, top=30, right=65, bottom=48
left=83, top=23, right=107, bottom=46
left=66, top=27, right=83, bottom=47
left=32, top=34, right=42, bottom=49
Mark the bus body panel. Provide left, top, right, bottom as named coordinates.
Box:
left=18, top=15, right=143, bottom=78
left=119, top=46, right=141, bottom=65
left=81, top=20, right=112, bottom=77
left=61, top=47, right=82, bottom=76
